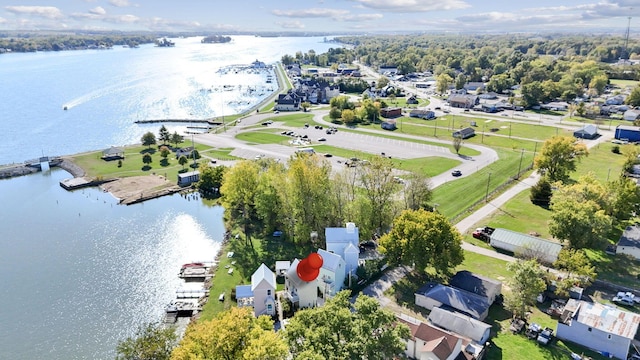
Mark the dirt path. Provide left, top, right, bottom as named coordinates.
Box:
left=100, top=175, right=180, bottom=204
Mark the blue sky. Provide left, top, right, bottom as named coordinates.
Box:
left=0, top=0, right=639, bottom=33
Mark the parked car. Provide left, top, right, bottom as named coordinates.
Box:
left=451, top=169, right=462, bottom=176
left=317, top=137, right=326, bottom=142
left=324, top=153, right=333, bottom=158
left=472, top=226, right=495, bottom=241
left=272, top=230, right=283, bottom=237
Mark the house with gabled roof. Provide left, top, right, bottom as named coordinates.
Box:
left=397, top=314, right=464, bottom=360
left=449, top=271, right=502, bottom=305
left=284, top=258, right=318, bottom=309
left=556, top=299, right=640, bottom=360
left=235, top=263, right=276, bottom=317
left=274, top=92, right=301, bottom=111
left=428, top=307, right=492, bottom=346
left=415, top=282, right=491, bottom=321
left=325, top=223, right=360, bottom=277
left=317, top=249, right=346, bottom=297
left=616, top=225, right=640, bottom=260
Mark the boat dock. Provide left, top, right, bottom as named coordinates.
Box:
left=134, top=119, right=222, bottom=125
left=164, top=261, right=216, bottom=322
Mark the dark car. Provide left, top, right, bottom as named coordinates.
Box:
left=451, top=169, right=462, bottom=176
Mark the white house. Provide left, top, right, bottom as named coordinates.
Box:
left=397, top=314, right=463, bottom=360
left=556, top=299, right=640, bottom=360
left=285, top=258, right=318, bottom=309
left=617, top=225, right=640, bottom=260
left=325, top=223, right=360, bottom=277
left=317, top=249, right=346, bottom=298
left=251, top=264, right=276, bottom=317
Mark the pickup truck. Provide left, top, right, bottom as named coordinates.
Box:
left=472, top=226, right=495, bottom=241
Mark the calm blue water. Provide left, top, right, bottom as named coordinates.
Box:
left=0, top=36, right=340, bottom=360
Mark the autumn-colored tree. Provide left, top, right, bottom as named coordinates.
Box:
left=171, top=307, right=287, bottom=360
left=220, top=160, right=261, bottom=245
left=116, top=322, right=177, bottom=360
left=379, top=209, right=464, bottom=275
left=534, top=136, right=588, bottom=183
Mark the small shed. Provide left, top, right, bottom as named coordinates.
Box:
left=623, top=110, right=640, bottom=121
left=381, top=120, right=397, bottom=130
left=453, top=127, right=475, bottom=139
left=573, top=124, right=598, bottom=139
left=489, top=228, right=562, bottom=264
left=615, top=125, right=640, bottom=142
left=178, top=170, right=200, bottom=186
left=380, top=107, right=402, bottom=118
left=409, top=109, right=435, bottom=119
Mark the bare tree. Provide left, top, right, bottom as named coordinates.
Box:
left=452, top=136, right=463, bottom=154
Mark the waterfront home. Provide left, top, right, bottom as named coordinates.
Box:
left=325, top=223, right=360, bottom=276
left=235, top=263, right=276, bottom=317
left=556, top=299, right=640, bottom=360
left=284, top=258, right=318, bottom=309
left=317, top=249, right=346, bottom=298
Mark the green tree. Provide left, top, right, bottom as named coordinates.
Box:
left=116, top=322, right=177, bottom=360
left=158, top=125, right=170, bottom=145
left=576, top=102, right=586, bottom=117
left=141, top=131, right=156, bottom=149
left=402, top=173, right=433, bottom=211
left=608, top=176, right=640, bottom=220
left=549, top=177, right=612, bottom=249
left=534, top=136, right=588, bottom=183
left=626, top=85, right=640, bottom=107
left=589, top=74, right=608, bottom=95
left=178, top=155, right=188, bottom=170
left=197, top=163, right=226, bottom=198
left=379, top=209, right=464, bottom=275
left=171, top=307, right=287, bottom=360
left=284, top=291, right=410, bottom=360
left=505, top=259, right=547, bottom=319
left=170, top=132, right=184, bottom=148
left=301, top=101, right=311, bottom=112
left=454, top=73, right=467, bottom=90
left=341, top=109, right=356, bottom=124
left=554, top=248, right=596, bottom=289
left=142, top=153, right=152, bottom=167
left=329, top=106, right=342, bottom=121
left=329, top=95, right=354, bottom=111
left=452, top=136, right=462, bottom=154
left=159, top=146, right=170, bottom=160
left=357, top=156, right=399, bottom=234
left=220, top=160, right=261, bottom=245
left=436, top=73, right=453, bottom=94
left=376, top=76, right=390, bottom=89
left=529, top=177, right=553, bottom=207
left=521, top=81, right=543, bottom=108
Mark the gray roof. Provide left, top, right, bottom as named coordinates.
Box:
left=490, top=228, right=562, bottom=259
left=251, top=263, right=276, bottom=291
left=416, top=282, right=490, bottom=320
left=574, top=124, right=598, bottom=136
left=616, top=124, right=640, bottom=131
left=235, top=284, right=253, bottom=299
left=617, top=225, right=640, bottom=249
left=449, top=270, right=501, bottom=300
left=318, top=249, right=342, bottom=272
left=427, top=307, right=491, bottom=344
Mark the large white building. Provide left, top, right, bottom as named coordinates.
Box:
left=325, top=223, right=360, bottom=277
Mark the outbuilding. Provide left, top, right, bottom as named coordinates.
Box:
left=380, top=107, right=402, bottom=118
left=453, top=127, right=475, bottom=139
left=489, top=228, right=562, bottom=264
left=573, top=124, right=598, bottom=139
left=177, top=171, right=200, bottom=186
left=616, top=225, right=640, bottom=260
left=615, top=125, right=640, bottom=142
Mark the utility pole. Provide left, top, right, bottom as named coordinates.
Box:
left=485, top=172, right=492, bottom=202
left=624, top=14, right=632, bottom=60
left=517, top=149, right=524, bottom=179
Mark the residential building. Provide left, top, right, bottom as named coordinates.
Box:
left=464, top=82, right=485, bottom=92
left=489, top=228, right=562, bottom=264
left=623, top=110, right=640, bottom=122
left=605, top=94, right=626, bottom=105
left=397, top=314, right=478, bottom=360
left=415, top=282, right=491, bottom=321
left=449, top=270, right=502, bottom=305
left=317, top=249, right=346, bottom=297
left=448, top=94, right=479, bottom=108
left=274, top=92, right=301, bottom=111
left=557, top=299, right=640, bottom=360
left=410, top=109, right=436, bottom=119
left=235, top=263, right=276, bottom=317
left=573, top=124, right=598, bottom=139
left=285, top=258, right=318, bottom=309
left=616, top=225, right=640, bottom=260
left=428, top=307, right=492, bottom=346
left=381, top=107, right=402, bottom=118
left=325, top=223, right=360, bottom=277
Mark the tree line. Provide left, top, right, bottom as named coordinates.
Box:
left=0, top=32, right=158, bottom=52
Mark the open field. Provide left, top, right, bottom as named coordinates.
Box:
left=610, top=78, right=640, bottom=88
left=235, top=130, right=290, bottom=145
left=432, top=148, right=535, bottom=220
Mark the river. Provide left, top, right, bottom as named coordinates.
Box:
left=0, top=35, right=340, bottom=360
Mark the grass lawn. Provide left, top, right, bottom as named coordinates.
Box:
left=201, top=147, right=241, bottom=161
left=71, top=142, right=213, bottom=180
left=610, top=78, right=639, bottom=88
left=432, top=148, right=535, bottom=220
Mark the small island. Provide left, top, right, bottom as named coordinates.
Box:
left=201, top=35, right=231, bottom=44
left=156, top=38, right=175, bottom=47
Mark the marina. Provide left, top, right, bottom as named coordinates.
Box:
left=164, top=261, right=216, bottom=323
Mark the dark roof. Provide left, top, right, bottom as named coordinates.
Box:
left=449, top=270, right=501, bottom=300
left=102, top=146, right=124, bottom=155
left=618, top=225, right=640, bottom=249
left=574, top=124, right=598, bottom=136
left=416, top=282, right=490, bottom=320
left=428, top=307, right=491, bottom=344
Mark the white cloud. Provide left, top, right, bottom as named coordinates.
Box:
left=276, top=20, right=305, bottom=29
left=103, top=14, right=140, bottom=23
left=89, top=7, right=106, bottom=15
left=5, top=6, right=63, bottom=19
left=339, top=13, right=383, bottom=21
left=349, top=0, right=470, bottom=12
left=108, top=0, right=132, bottom=7
left=0, top=17, right=5, bottom=24
left=272, top=8, right=349, bottom=18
